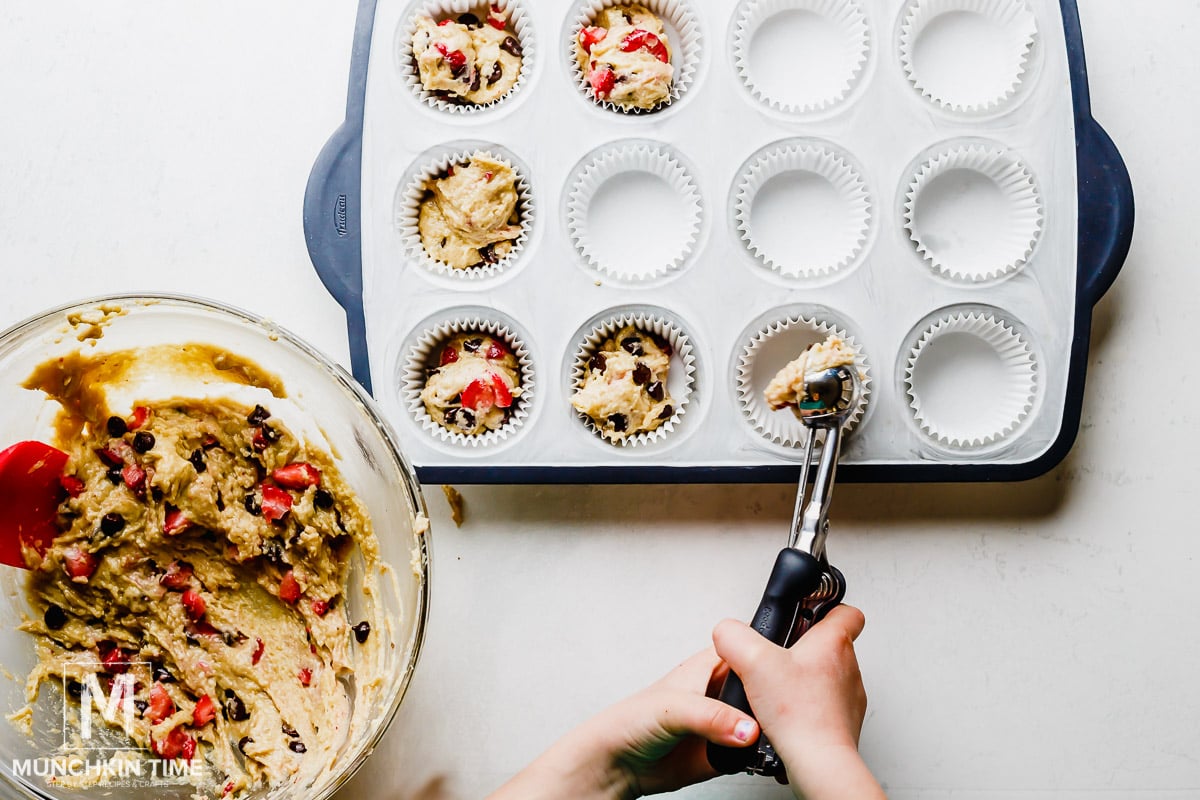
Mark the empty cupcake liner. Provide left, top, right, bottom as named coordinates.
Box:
left=567, top=0, right=703, bottom=115
left=398, top=0, right=536, bottom=115
left=904, top=144, right=1042, bottom=282
left=566, top=142, right=703, bottom=283
left=397, top=145, right=536, bottom=281
left=402, top=314, right=536, bottom=448
left=568, top=310, right=697, bottom=448
left=735, top=142, right=872, bottom=279
left=904, top=311, right=1037, bottom=449
left=733, top=0, right=870, bottom=115
left=900, top=0, right=1038, bottom=114
left=736, top=314, right=871, bottom=449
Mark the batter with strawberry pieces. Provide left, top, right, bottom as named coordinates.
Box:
left=17, top=345, right=389, bottom=798
left=421, top=333, right=522, bottom=436
left=571, top=325, right=675, bottom=442
left=412, top=6, right=523, bottom=105
left=418, top=152, right=523, bottom=270
left=575, top=4, right=674, bottom=110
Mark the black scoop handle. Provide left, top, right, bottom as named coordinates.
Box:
left=707, top=547, right=826, bottom=775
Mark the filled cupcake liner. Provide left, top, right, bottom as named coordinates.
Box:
left=566, top=142, right=703, bottom=283
left=402, top=314, right=536, bottom=448
left=900, top=0, right=1038, bottom=114
left=733, top=0, right=870, bottom=115
left=567, top=0, right=703, bottom=115
left=904, top=311, right=1037, bottom=449
left=904, top=144, right=1042, bottom=282
left=736, top=314, right=871, bottom=449
left=398, top=0, right=536, bottom=115
left=397, top=145, right=536, bottom=281
left=735, top=142, right=872, bottom=279
left=569, top=311, right=697, bottom=448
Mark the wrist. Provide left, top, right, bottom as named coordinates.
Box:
left=780, top=743, right=885, bottom=800
left=489, top=727, right=635, bottom=800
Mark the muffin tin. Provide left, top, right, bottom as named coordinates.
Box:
left=304, top=0, right=1133, bottom=483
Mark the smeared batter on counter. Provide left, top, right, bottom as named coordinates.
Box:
left=571, top=325, right=674, bottom=442
left=417, top=153, right=523, bottom=270
left=576, top=4, right=674, bottom=110
left=764, top=335, right=858, bottom=416
left=421, top=333, right=522, bottom=436
left=412, top=7, right=523, bottom=105
left=17, top=345, right=389, bottom=797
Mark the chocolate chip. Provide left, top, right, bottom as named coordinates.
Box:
left=447, top=408, right=476, bottom=429
left=353, top=621, right=371, bottom=644
left=238, top=736, right=254, bottom=754
left=105, top=468, right=122, bottom=485
left=463, top=338, right=483, bottom=353
left=223, top=690, right=249, bottom=721
left=66, top=680, right=83, bottom=698
left=132, top=432, right=155, bottom=454
left=469, top=69, right=481, bottom=91
left=608, top=414, right=628, bottom=433
left=632, top=362, right=652, bottom=385
left=152, top=663, right=176, bottom=684
left=457, top=12, right=480, bottom=26
left=261, top=424, right=280, bottom=444
left=264, top=540, right=284, bottom=565
left=247, top=405, right=271, bottom=425
left=658, top=404, right=674, bottom=420
left=478, top=242, right=499, bottom=265
left=620, top=337, right=644, bottom=356
left=150, top=487, right=163, bottom=503
left=100, top=513, right=125, bottom=536
left=106, top=416, right=127, bottom=437
left=314, top=489, right=334, bottom=510
left=660, top=340, right=673, bottom=356
left=501, top=36, right=523, bottom=57
left=488, top=61, right=503, bottom=85
left=282, top=723, right=299, bottom=737
left=646, top=381, right=664, bottom=401
left=189, top=449, right=206, bottom=473
left=590, top=352, right=607, bottom=372
left=244, top=494, right=262, bottom=516
left=215, top=493, right=225, bottom=512
left=44, top=604, right=67, bottom=631
left=133, top=699, right=148, bottom=715
left=289, top=741, right=307, bottom=754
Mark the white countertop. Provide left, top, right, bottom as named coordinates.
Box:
left=1, top=3, right=1197, bottom=799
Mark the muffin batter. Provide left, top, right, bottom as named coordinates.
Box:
left=17, top=345, right=389, bottom=798
left=765, top=335, right=858, bottom=415
left=421, top=333, right=522, bottom=436
left=417, top=153, right=522, bottom=270
left=575, top=4, right=674, bottom=110
left=571, top=325, right=674, bottom=442
left=412, top=8, right=523, bottom=105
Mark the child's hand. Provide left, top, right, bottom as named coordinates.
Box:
left=712, top=605, right=886, bottom=800
left=488, top=647, right=759, bottom=800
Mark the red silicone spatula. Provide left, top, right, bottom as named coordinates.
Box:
left=0, top=441, right=69, bottom=569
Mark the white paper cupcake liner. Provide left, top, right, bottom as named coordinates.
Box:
left=403, top=314, right=536, bottom=448
left=567, top=0, right=703, bottom=115
left=736, top=314, right=871, bottom=449
left=569, top=310, right=697, bottom=447
left=398, top=0, right=536, bottom=114
left=904, top=311, right=1037, bottom=449
left=566, top=142, right=703, bottom=283
left=735, top=142, right=871, bottom=279
left=397, top=145, right=535, bottom=281
left=733, top=0, right=870, bottom=116
left=904, top=144, right=1042, bottom=282
left=900, top=0, right=1038, bottom=114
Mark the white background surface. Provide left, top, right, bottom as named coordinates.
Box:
left=0, top=3, right=1197, bottom=799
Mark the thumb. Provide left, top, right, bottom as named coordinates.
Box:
left=650, top=689, right=760, bottom=748
left=712, top=618, right=780, bottom=680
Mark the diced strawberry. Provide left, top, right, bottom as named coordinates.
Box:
left=192, top=694, right=217, bottom=727
left=181, top=589, right=206, bottom=622
left=270, top=463, right=321, bottom=490
left=163, top=507, right=192, bottom=536
left=152, top=725, right=191, bottom=760
left=193, top=621, right=222, bottom=638
left=433, top=42, right=468, bottom=74
left=160, top=560, right=193, bottom=591
left=579, top=26, right=607, bottom=54
left=99, top=643, right=129, bottom=674
left=181, top=735, right=197, bottom=761
left=96, top=445, right=126, bottom=467
left=148, top=682, right=176, bottom=724
left=588, top=66, right=616, bottom=99
left=487, top=13, right=506, bottom=29
left=298, top=668, right=312, bottom=687
left=460, top=378, right=495, bottom=412
left=490, top=373, right=513, bottom=408
left=260, top=485, right=293, bottom=522
left=59, top=475, right=85, bottom=498
left=63, top=547, right=97, bottom=581
left=224, top=782, right=235, bottom=796
left=311, top=599, right=329, bottom=617
left=484, top=340, right=508, bottom=360
left=252, top=637, right=265, bottom=665
left=127, top=406, right=150, bottom=430
left=252, top=429, right=268, bottom=451
left=621, top=29, right=669, bottom=63
left=279, top=570, right=301, bottom=605
left=437, top=18, right=453, bottom=26
left=121, top=463, right=146, bottom=496
left=439, top=346, right=459, bottom=366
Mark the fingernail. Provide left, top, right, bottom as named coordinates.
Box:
left=734, top=719, right=755, bottom=742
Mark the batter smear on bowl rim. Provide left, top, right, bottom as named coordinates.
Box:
left=576, top=4, right=674, bottom=110
left=14, top=344, right=390, bottom=797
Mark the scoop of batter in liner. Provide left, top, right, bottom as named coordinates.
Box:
left=576, top=4, right=674, bottom=110
left=420, top=333, right=522, bottom=436
left=571, top=325, right=675, bottom=442
left=412, top=7, right=523, bottom=105
left=417, top=153, right=523, bottom=270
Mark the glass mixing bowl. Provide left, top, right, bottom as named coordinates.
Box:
left=0, top=295, right=430, bottom=800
